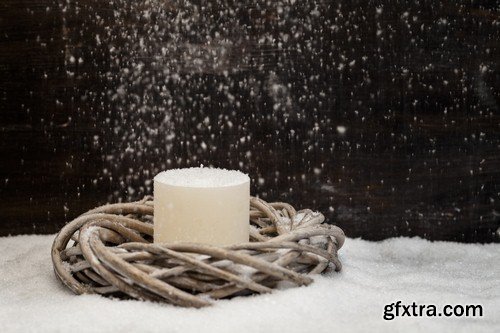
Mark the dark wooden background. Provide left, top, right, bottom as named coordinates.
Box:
left=1, top=0, right=499, bottom=242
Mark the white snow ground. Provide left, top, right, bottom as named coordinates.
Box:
left=0, top=235, right=498, bottom=333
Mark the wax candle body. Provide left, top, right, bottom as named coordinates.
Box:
left=154, top=168, right=250, bottom=245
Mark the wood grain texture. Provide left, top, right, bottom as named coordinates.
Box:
left=0, top=0, right=499, bottom=242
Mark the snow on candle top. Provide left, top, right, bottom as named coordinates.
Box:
left=154, top=167, right=250, bottom=188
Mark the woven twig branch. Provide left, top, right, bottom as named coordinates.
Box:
left=51, top=196, right=345, bottom=307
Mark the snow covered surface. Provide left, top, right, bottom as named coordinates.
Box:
left=0, top=235, right=498, bottom=333
left=154, top=167, right=250, bottom=187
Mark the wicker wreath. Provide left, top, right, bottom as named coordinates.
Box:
left=51, top=196, right=345, bottom=307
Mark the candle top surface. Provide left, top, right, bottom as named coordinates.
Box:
left=154, top=167, right=250, bottom=188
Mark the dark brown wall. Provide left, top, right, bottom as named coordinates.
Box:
left=1, top=0, right=499, bottom=242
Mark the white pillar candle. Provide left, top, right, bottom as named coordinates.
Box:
left=153, top=167, right=250, bottom=246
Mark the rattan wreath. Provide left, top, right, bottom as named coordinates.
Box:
left=51, top=196, right=345, bottom=307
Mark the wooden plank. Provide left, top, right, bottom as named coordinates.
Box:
left=0, top=0, right=499, bottom=242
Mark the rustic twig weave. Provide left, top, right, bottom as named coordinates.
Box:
left=52, top=196, right=345, bottom=307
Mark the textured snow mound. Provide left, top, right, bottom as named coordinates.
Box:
left=0, top=235, right=498, bottom=333
left=154, top=167, right=249, bottom=187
